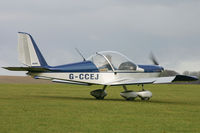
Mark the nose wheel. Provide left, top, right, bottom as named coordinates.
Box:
left=137, top=90, right=152, bottom=101
left=120, top=86, right=138, bottom=100
left=120, top=85, right=152, bottom=101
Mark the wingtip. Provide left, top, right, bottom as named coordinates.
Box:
left=174, top=75, right=199, bottom=82
left=190, top=76, right=199, bottom=81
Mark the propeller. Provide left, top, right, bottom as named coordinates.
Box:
left=150, top=52, right=159, bottom=65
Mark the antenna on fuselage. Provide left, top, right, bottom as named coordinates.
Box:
left=75, top=48, right=86, bottom=61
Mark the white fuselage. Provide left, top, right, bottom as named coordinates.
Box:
left=31, top=72, right=161, bottom=85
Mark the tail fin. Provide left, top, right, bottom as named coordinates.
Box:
left=18, top=32, right=48, bottom=67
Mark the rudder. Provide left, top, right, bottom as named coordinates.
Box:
left=18, top=32, right=48, bottom=67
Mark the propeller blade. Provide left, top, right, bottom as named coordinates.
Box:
left=150, top=52, right=159, bottom=65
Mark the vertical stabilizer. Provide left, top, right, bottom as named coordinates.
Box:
left=18, top=32, right=48, bottom=67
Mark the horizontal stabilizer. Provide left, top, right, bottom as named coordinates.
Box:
left=3, top=67, right=50, bottom=72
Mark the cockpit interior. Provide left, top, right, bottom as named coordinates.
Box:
left=87, top=51, right=137, bottom=72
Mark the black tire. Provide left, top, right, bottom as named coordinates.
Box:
left=96, top=96, right=105, bottom=100
left=126, top=97, right=135, bottom=101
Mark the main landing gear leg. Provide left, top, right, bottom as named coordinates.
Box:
left=90, top=85, right=107, bottom=100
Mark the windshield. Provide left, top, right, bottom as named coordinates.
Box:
left=87, top=51, right=137, bottom=72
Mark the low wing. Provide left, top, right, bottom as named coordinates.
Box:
left=34, top=76, right=91, bottom=86
left=52, top=79, right=90, bottom=86
left=106, top=75, right=198, bottom=86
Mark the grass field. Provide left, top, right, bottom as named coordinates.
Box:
left=0, top=83, right=200, bottom=133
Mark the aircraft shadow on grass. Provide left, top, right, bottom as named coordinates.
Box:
left=32, top=95, right=198, bottom=106
left=32, top=95, right=125, bottom=102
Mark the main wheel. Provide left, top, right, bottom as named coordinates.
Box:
left=90, top=89, right=107, bottom=100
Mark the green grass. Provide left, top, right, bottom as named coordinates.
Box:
left=0, top=84, right=200, bottom=133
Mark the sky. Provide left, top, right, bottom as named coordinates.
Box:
left=0, top=0, right=200, bottom=75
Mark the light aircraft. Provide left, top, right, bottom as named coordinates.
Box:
left=3, top=32, right=198, bottom=101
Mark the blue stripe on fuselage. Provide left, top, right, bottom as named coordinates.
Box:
left=48, top=61, right=99, bottom=72
left=138, top=65, right=164, bottom=73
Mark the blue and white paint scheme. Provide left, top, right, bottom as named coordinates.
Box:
left=3, top=32, right=198, bottom=100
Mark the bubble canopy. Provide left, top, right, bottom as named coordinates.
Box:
left=87, top=51, right=137, bottom=72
